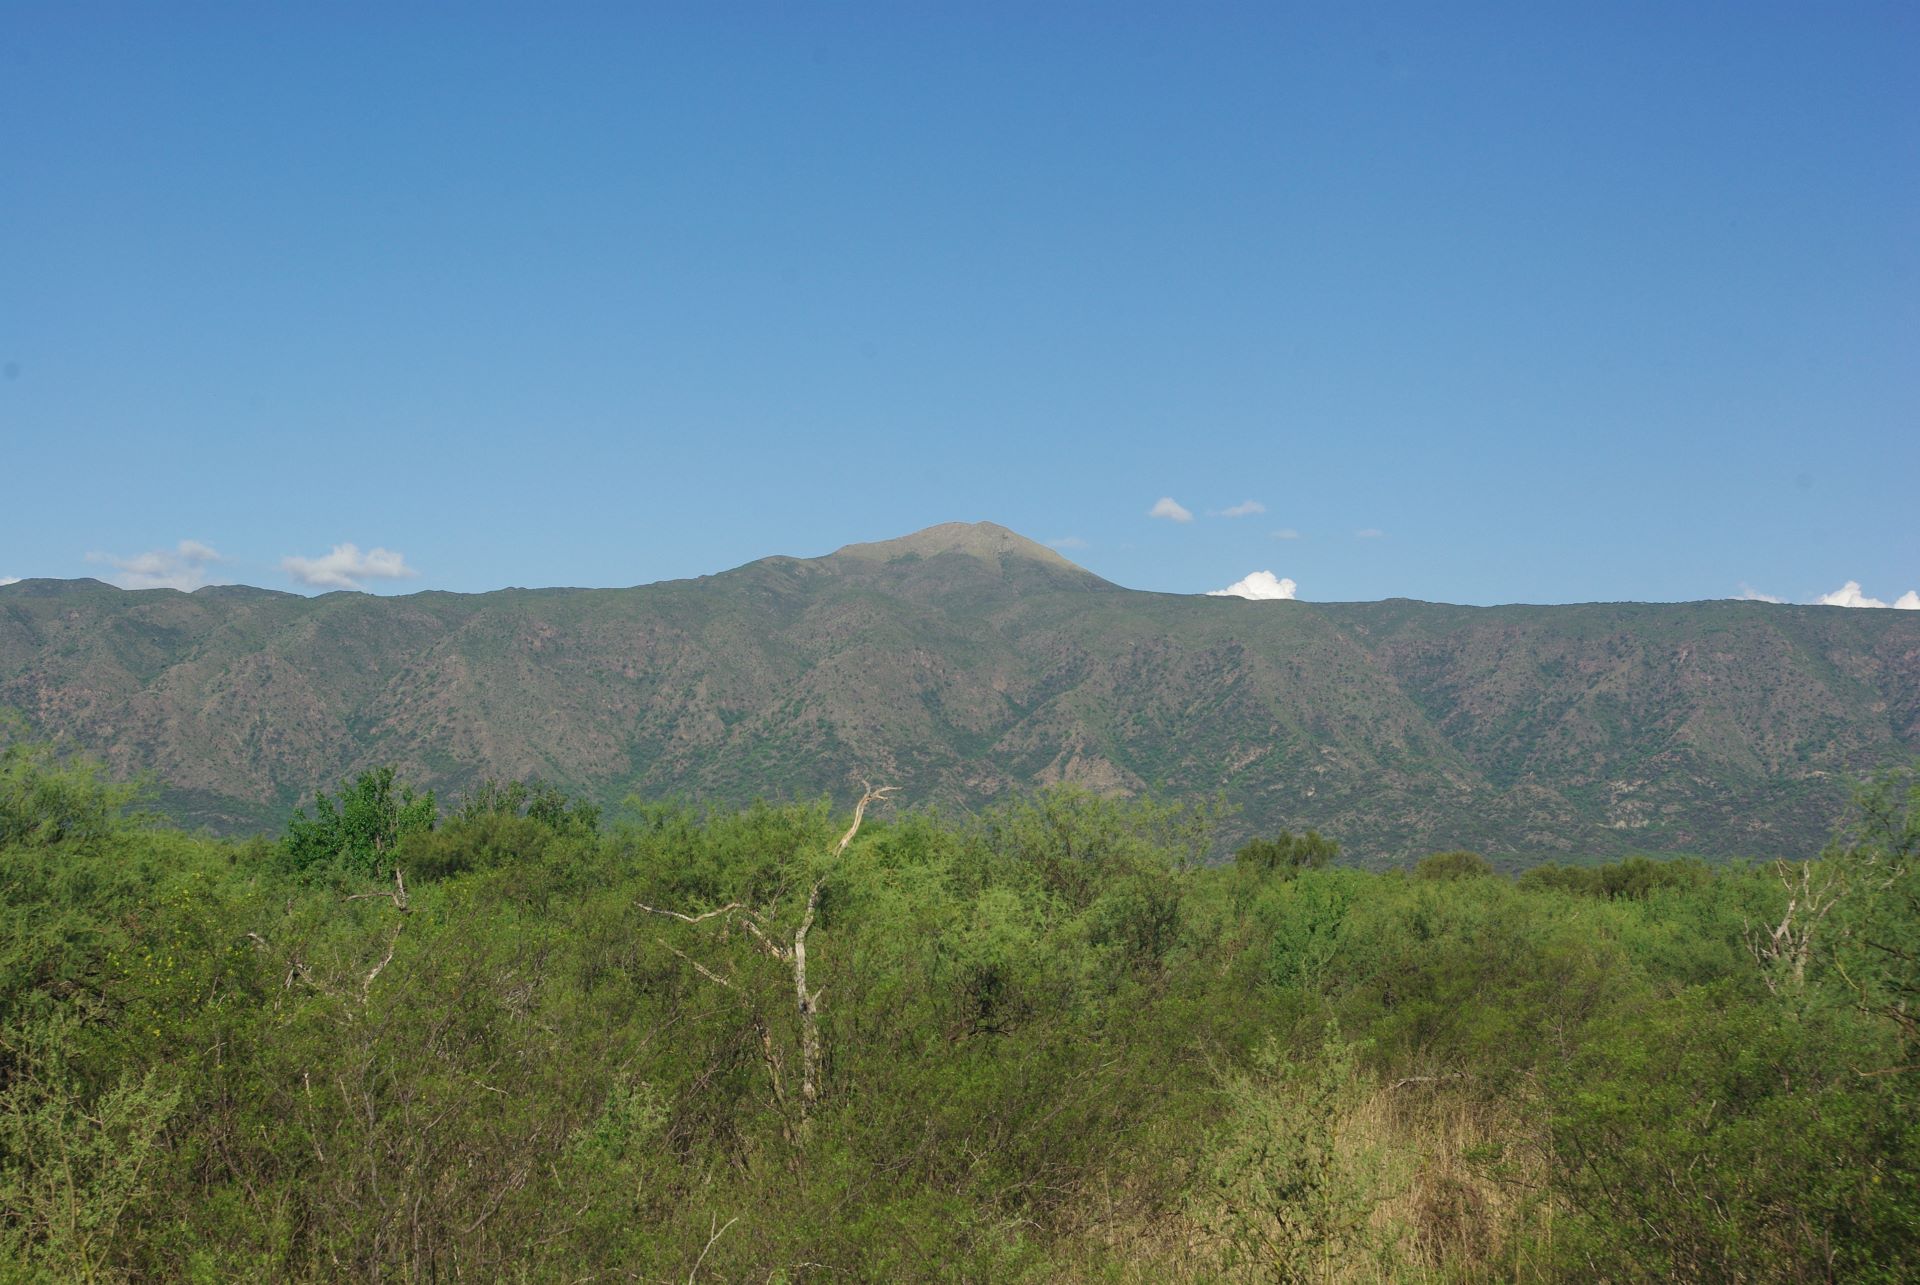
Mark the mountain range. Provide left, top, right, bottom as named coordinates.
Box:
left=4, top=522, right=1916, bottom=863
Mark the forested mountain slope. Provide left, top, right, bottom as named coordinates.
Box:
left=3, top=522, right=1916, bottom=860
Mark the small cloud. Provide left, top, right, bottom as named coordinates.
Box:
left=0, top=576, right=19, bottom=586
left=1740, top=580, right=1919, bottom=609
left=1270, top=528, right=1302, bottom=541
left=1047, top=536, right=1089, bottom=550
left=281, top=543, right=418, bottom=591
left=1818, top=581, right=1881, bottom=608
left=1147, top=497, right=1193, bottom=523
left=86, top=540, right=229, bottom=591
left=1812, top=582, right=1920, bottom=609
left=1355, top=528, right=1385, bottom=540
left=1815, top=581, right=1913, bottom=609
left=1207, top=570, right=1299, bottom=601
left=1213, top=500, right=1266, bottom=518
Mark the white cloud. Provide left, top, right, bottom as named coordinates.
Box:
left=1271, top=528, right=1302, bottom=541
left=1812, top=582, right=1920, bottom=609
left=1215, top=500, right=1266, bottom=518
left=0, top=576, right=18, bottom=587
left=1818, top=581, right=1882, bottom=608
left=1047, top=536, right=1089, bottom=550
left=1207, top=570, right=1299, bottom=601
left=1355, top=528, right=1385, bottom=540
left=281, top=543, right=418, bottom=591
left=1147, top=497, right=1193, bottom=523
left=1739, top=581, right=1920, bottom=609
left=86, top=540, right=228, bottom=591
left=1735, top=580, right=1920, bottom=609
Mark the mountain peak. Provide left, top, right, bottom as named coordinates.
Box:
left=829, top=522, right=1091, bottom=573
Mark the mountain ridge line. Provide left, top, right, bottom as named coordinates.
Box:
left=3, top=521, right=1915, bottom=861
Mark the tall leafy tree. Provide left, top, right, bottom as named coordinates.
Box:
left=283, top=767, right=434, bottom=878
left=1234, top=828, right=1338, bottom=878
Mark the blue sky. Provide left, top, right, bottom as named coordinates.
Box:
left=3, top=3, right=1915, bottom=606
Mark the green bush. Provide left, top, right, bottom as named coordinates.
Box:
left=0, top=765, right=1912, bottom=1280
left=1235, top=828, right=1339, bottom=878
left=282, top=766, right=435, bottom=879
left=1413, top=849, right=1492, bottom=881
left=0, top=741, right=143, bottom=847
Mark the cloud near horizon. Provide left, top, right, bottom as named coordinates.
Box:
left=0, top=576, right=19, bottom=587
left=1738, top=580, right=1920, bottom=609
left=281, top=543, right=419, bottom=591
left=1147, top=497, right=1193, bottom=523
left=1816, top=581, right=1920, bottom=610
left=85, top=539, right=228, bottom=591
left=1207, top=570, right=1299, bottom=601
left=1355, top=528, right=1385, bottom=540
left=1214, top=500, right=1265, bottom=518
left=1271, top=528, right=1302, bottom=540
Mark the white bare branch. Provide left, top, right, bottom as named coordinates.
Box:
left=834, top=782, right=899, bottom=856
left=688, top=1213, right=738, bottom=1284
left=637, top=901, right=744, bottom=924
left=794, top=880, right=824, bottom=1113
left=736, top=914, right=790, bottom=963
left=638, top=781, right=898, bottom=1130
left=345, top=867, right=411, bottom=912
left=660, top=941, right=736, bottom=990
left=1745, top=858, right=1843, bottom=992
left=361, top=922, right=403, bottom=1004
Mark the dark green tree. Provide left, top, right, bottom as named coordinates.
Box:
left=1234, top=828, right=1338, bottom=878
left=454, top=777, right=600, bottom=835
left=283, top=767, right=435, bottom=878
left=1414, top=849, right=1492, bottom=881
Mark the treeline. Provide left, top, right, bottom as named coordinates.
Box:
left=2, top=741, right=1917, bottom=1281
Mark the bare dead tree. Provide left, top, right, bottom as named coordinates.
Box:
left=1745, top=858, right=1842, bottom=993
left=275, top=868, right=414, bottom=1010
left=688, top=1213, right=738, bottom=1283
left=345, top=867, right=411, bottom=913
left=639, top=782, right=897, bottom=1130
left=1829, top=773, right=1920, bottom=1056
left=351, top=867, right=412, bottom=1004
left=360, top=920, right=404, bottom=1005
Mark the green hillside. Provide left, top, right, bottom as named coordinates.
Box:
left=3, top=523, right=1915, bottom=861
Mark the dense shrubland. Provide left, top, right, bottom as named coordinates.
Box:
left=2, top=738, right=1915, bottom=1282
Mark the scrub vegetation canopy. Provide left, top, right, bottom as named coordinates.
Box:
left=5, top=3, right=1916, bottom=1278
left=3, top=737, right=1916, bottom=1281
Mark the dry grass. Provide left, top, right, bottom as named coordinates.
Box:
left=1346, top=1080, right=1550, bottom=1283
left=1044, top=1076, right=1557, bottom=1284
